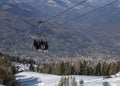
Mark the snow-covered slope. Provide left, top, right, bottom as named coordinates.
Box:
left=8, top=0, right=120, bottom=8
left=16, top=72, right=120, bottom=86
left=16, top=72, right=60, bottom=86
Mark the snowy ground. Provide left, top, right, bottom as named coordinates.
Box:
left=16, top=72, right=120, bottom=86
left=16, top=72, right=60, bottom=86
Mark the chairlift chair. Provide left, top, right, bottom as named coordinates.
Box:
left=33, top=21, right=49, bottom=51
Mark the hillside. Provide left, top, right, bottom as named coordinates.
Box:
left=0, top=0, right=120, bottom=61
left=16, top=71, right=120, bottom=86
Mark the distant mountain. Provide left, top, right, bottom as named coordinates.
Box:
left=0, top=0, right=120, bottom=61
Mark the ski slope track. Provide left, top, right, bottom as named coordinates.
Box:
left=16, top=72, right=120, bottom=86
left=16, top=72, right=60, bottom=86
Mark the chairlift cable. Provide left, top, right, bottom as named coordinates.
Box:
left=41, top=0, right=88, bottom=23
left=56, top=0, right=119, bottom=27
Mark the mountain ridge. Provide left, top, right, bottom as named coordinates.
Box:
left=0, top=0, right=120, bottom=61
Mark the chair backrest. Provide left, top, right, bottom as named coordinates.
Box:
left=33, top=39, right=48, bottom=50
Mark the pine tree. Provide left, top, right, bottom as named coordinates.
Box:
left=109, top=63, right=117, bottom=75
left=71, top=76, right=77, bottom=86
left=29, top=63, right=35, bottom=71
left=58, top=76, right=77, bottom=86
left=101, top=62, right=105, bottom=76
left=94, top=62, right=101, bottom=76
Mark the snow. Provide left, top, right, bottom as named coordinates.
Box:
left=16, top=72, right=120, bottom=86
left=116, top=72, right=120, bottom=77
left=15, top=72, right=60, bottom=86
left=0, top=85, right=5, bottom=86
left=12, top=62, right=29, bottom=72
left=47, top=0, right=61, bottom=7
left=61, top=0, right=73, bottom=7
left=1, top=5, right=12, bottom=10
